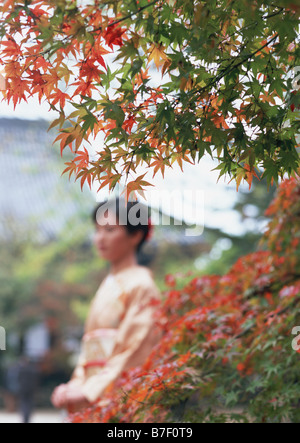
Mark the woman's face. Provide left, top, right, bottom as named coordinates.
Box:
left=94, top=210, right=143, bottom=263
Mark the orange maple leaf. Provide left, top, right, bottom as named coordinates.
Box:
left=76, top=168, right=93, bottom=190
left=50, top=88, right=71, bottom=109
left=244, top=163, right=260, bottom=190
left=1, top=38, right=22, bottom=59
left=73, top=147, right=90, bottom=169
left=148, top=44, right=170, bottom=70
left=2, top=0, right=15, bottom=13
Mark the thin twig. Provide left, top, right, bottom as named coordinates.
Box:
left=91, top=0, right=160, bottom=34
left=262, top=8, right=284, bottom=19
left=190, top=34, right=279, bottom=101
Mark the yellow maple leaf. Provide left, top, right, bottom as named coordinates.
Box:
left=148, top=44, right=169, bottom=70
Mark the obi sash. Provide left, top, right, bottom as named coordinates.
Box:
left=82, top=328, right=118, bottom=376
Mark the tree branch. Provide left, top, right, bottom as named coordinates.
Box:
left=188, top=34, right=279, bottom=101
left=262, top=7, right=284, bottom=19
left=91, top=0, right=160, bottom=34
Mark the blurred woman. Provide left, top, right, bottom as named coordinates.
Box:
left=51, top=198, right=161, bottom=413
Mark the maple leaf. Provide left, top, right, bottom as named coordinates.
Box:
left=56, top=63, right=73, bottom=86
left=102, top=22, right=127, bottom=48
left=135, top=68, right=150, bottom=86
left=97, top=172, right=123, bottom=192
left=5, top=77, right=30, bottom=109
left=2, top=0, right=15, bottom=13
left=76, top=168, right=93, bottom=190
left=28, top=69, right=45, bottom=87
left=180, top=75, right=194, bottom=91
left=72, top=79, right=99, bottom=98
left=1, top=38, right=22, bottom=59
left=78, top=58, right=103, bottom=82
left=148, top=43, right=170, bottom=70
left=54, top=125, right=84, bottom=155
left=122, top=173, right=154, bottom=201
left=50, top=89, right=71, bottom=109
left=89, top=41, right=110, bottom=70
left=122, top=114, right=136, bottom=134
left=73, top=147, right=90, bottom=169
left=243, top=163, right=260, bottom=190
left=150, top=153, right=171, bottom=179
left=228, top=163, right=260, bottom=192
left=42, top=71, right=61, bottom=97
left=171, top=150, right=195, bottom=172
left=61, top=160, right=78, bottom=180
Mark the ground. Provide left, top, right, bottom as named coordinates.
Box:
left=0, top=410, right=62, bottom=424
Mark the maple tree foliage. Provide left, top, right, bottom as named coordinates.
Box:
left=67, top=177, right=300, bottom=424
left=0, top=0, right=299, bottom=195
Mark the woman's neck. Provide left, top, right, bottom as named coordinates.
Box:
left=110, top=254, right=138, bottom=276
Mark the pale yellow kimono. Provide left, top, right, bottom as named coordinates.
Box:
left=68, top=265, right=161, bottom=406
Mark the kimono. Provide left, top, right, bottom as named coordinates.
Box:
left=68, top=265, right=161, bottom=406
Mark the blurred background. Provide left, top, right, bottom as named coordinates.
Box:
left=0, top=104, right=277, bottom=421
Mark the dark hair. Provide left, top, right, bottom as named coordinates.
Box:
left=92, top=197, right=150, bottom=252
